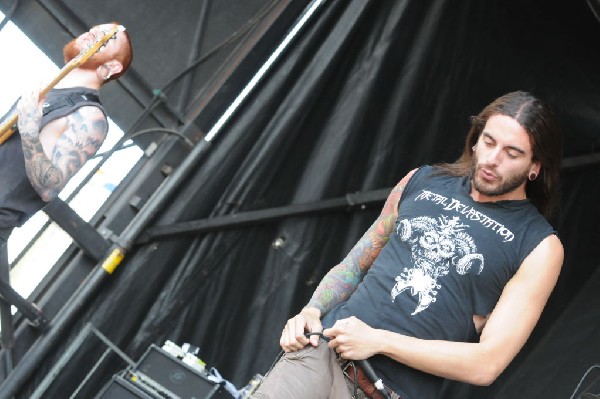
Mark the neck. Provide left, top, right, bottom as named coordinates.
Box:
left=54, top=68, right=103, bottom=90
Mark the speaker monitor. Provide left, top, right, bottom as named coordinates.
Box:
left=95, top=374, right=161, bottom=399
left=135, top=344, right=229, bottom=399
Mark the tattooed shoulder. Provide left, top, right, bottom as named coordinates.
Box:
left=67, top=106, right=108, bottom=138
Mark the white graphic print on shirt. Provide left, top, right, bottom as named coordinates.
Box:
left=390, top=215, right=484, bottom=315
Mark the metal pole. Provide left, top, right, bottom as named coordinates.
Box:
left=139, top=188, right=391, bottom=242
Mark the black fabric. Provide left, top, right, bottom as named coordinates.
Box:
left=0, top=228, right=12, bottom=244
left=14, top=1, right=600, bottom=398
left=40, top=87, right=103, bottom=123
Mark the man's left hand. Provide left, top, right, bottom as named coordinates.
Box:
left=323, top=316, right=381, bottom=360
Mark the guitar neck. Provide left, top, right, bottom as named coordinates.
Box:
left=0, top=25, right=123, bottom=145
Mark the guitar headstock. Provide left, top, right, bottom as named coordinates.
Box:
left=96, top=25, right=126, bottom=53
left=73, top=25, right=126, bottom=64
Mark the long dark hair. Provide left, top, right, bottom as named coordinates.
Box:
left=436, top=91, right=563, bottom=221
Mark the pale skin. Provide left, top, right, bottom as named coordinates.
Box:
left=280, top=114, right=564, bottom=386
left=16, top=23, right=126, bottom=201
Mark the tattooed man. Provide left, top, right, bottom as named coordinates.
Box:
left=253, top=91, right=564, bottom=399
left=0, top=22, right=132, bottom=245
left=0, top=23, right=132, bottom=355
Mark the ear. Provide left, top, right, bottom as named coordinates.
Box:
left=105, top=60, right=123, bottom=77
left=531, top=161, right=542, bottom=176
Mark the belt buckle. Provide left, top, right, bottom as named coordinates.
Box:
left=341, top=360, right=355, bottom=379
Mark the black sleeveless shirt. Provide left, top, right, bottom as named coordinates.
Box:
left=0, top=87, right=105, bottom=231
left=322, top=165, right=555, bottom=399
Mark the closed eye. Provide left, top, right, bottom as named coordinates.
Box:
left=506, top=146, right=525, bottom=159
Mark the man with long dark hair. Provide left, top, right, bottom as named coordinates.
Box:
left=253, top=91, right=564, bottom=399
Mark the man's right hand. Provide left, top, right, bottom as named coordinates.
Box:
left=280, top=307, right=322, bottom=352
left=16, top=89, right=44, bottom=139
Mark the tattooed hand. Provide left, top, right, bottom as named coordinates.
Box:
left=16, top=89, right=44, bottom=138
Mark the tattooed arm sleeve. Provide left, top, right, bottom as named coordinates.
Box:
left=19, top=105, right=108, bottom=201
left=306, top=170, right=417, bottom=316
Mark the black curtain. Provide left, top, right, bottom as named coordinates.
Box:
left=21, top=1, right=600, bottom=398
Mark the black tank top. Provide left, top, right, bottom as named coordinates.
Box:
left=0, top=87, right=105, bottom=230
left=322, top=165, right=555, bottom=399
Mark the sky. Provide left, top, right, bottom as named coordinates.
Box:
left=0, top=14, right=143, bottom=298
left=0, top=19, right=59, bottom=112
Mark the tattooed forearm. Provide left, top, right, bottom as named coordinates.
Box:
left=307, top=182, right=406, bottom=315
left=307, top=224, right=378, bottom=314
left=20, top=133, right=64, bottom=200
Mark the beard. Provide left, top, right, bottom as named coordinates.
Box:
left=470, top=156, right=529, bottom=197
left=63, top=38, right=107, bottom=70
left=63, top=38, right=79, bottom=63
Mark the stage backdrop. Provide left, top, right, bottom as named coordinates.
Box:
left=12, top=1, right=600, bottom=398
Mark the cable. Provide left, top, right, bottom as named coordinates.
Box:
left=125, top=0, right=280, bottom=136
left=570, top=365, right=600, bottom=399
left=125, top=127, right=194, bottom=149
left=355, top=359, right=391, bottom=399
left=161, top=0, right=279, bottom=95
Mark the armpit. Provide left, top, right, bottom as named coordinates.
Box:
left=473, top=314, right=489, bottom=334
